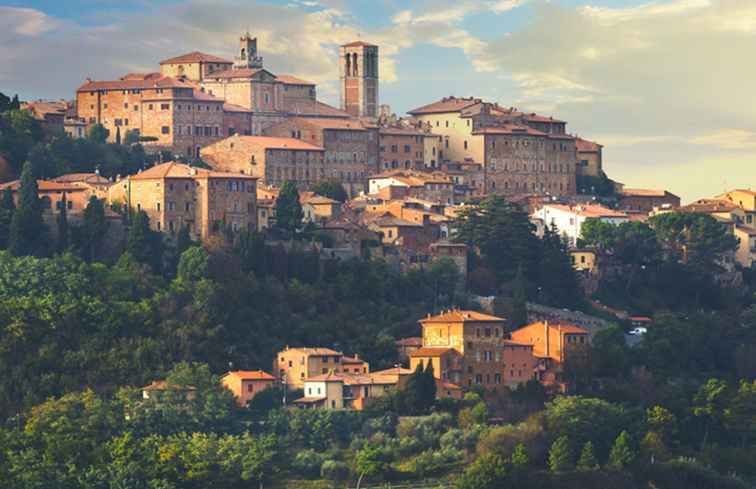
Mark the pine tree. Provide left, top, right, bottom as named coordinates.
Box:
left=548, top=435, right=573, bottom=473
left=0, top=187, right=15, bottom=249
left=56, top=192, right=69, bottom=254
left=608, top=431, right=636, bottom=470
left=576, top=441, right=599, bottom=471
left=275, top=180, right=303, bottom=234
left=9, top=160, right=47, bottom=256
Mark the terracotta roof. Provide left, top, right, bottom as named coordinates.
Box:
left=408, top=347, right=455, bottom=357
left=283, top=347, right=341, bottom=356
left=340, top=355, right=366, bottom=365
left=141, top=88, right=224, bottom=103
left=300, top=191, right=339, bottom=205
left=372, top=214, right=423, bottom=228
left=21, top=100, right=68, bottom=118
left=297, top=117, right=366, bottom=131
left=420, top=310, right=505, bottom=323
left=680, top=199, right=739, bottom=214
left=575, top=137, right=602, bottom=152
left=514, top=321, right=589, bottom=335
left=77, top=76, right=195, bottom=92
left=541, top=203, right=628, bottom=219
left=129, top=162, right=256, bottom=181
left=522, top=112, right=565, bottom=124
left=438, top=381, right=463, bottom=390
left=205, top=68, right=267, bottom=79
left=0, top=179, right=88, bottom=192
left=371, top=367, right=414, bottom=376
left=276, top=74, right=315, bottom=85
left=214, top=135, right=324, bottom=152
left=159, top=51, right=232, bottom=65
left=223, top=102, right=253, bottom=113
left=224, top=370, right=276, bottom=381
left=52, top=173, right=110, bottom=185
left=121, top=72, right=161, bottom=80
left=343, top=40, right=377, bottom=47
left=342, top=374, right=398, bottom=386
left=621, top=188, right=670, bottom=198
left=395, top=337, right=423, bottom=347
left=408, top=97, right=482, bottom=115
left=284, top=99, right=351, bottom=118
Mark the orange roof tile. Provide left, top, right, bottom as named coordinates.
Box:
left=343, top=40, right=377, bottom=47
left=159, top=51, right=232, bottom=65
left=297, top=117, right=366, bottom=131
left=276, top=74, right=315, bottom=86
left=621, top=188, right=672, bottom=198
left=340, top=355, right=366, bottom=365
left=284, top=99, right=351, bottom=118
left=542, top=203, right=628, bottom=219
left=77, top=76, right=195, bottom=92
left=409, top=96, right=482, bottom=115
left=224, top=370, right=276, bottom=381
left=513, top=321, right=589, bottom=335
left=215, top=135, right=324, bottom=151
left=473, top=124, right=549, bottom=137
left=420, top=310, right=505, bottom=323
left=575, top=137, right=602, bottom=152
left=205, top=68, right=268, bottom=79
left=283, top=347, right=342, bottom=356
left=129, top=162, right=256, bottom=181
left=395, top=337, right=423, bottom=347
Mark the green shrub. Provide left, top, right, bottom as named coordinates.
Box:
left=293, top=449, right=326, bottom=478
left=320, top=460, right=350, bottom=481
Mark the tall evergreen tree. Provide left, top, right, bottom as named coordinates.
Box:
left=548, top=435, right=573, bottom=473
left=9, top=160, right=47, bottom=256
left=82, top=196, right=108, bottom=262
left=0, top=187, right=15, bottom=249
left=510, top=264, right=529, bottom=329
left=56, top=192, right=69, bottom=253
left=576, top=441, right=599, bottom=471
left=126, top=209, right=163, bottom=272
left=275, top=180, right=303, bottom=234
left=608, top=431, right=636, bottom=469
left=420, top=361, right=437, bottom=411
left=115, top=126, right=121, bottom=145
left=9, top=94, right=20, bottom=110
left=538, top=224, right=583, bottom=308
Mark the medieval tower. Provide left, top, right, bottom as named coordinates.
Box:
left=339, top=41, right=379, bottom=118
left=235, top=32, right=263, bottom=69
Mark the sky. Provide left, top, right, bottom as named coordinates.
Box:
left=2, top=0, right=756, bottom=202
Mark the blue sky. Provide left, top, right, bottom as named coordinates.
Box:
left=2, top=0, right=756, bottom=201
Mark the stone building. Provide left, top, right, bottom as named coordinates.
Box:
left=200, top=135, right=325, bottom=189
left=221, top=370, right=276, bottom=407
left=107, top=162, right=257, bottom=240
left=378, top=126, right=425, bottom=171
left=275, top=347, right=369, bottom=390
left=264, top=117, right=371, bottom=196
left=76, top=74, right=228, bottom=157
left=367, top=170, right=455, bottom=204
left=159, top=51, right=233, bottom=82
left=277, top=74, right=317, bottom=103
left=339, top=41, right=379, bottom=118
left=618, top=188, right=680, bottom=214
left=575, top=137, right=603, bottom=177
left=409, top=310, right=537, bottom=390
left=408, top=96, right=580, bottom=196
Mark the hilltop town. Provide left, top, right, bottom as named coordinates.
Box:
left=0, top=34, right=755, bottom=489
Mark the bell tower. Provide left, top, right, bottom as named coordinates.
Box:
left=339, top=41, right=379, bottom=118
left=234, top=32, right=263, bottom=69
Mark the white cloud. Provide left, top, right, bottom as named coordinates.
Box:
left=489, top=0, right=528, bottom=14
left=690, top=129, right=756, bottom=150
left=0, top=7, right=58, bottom=37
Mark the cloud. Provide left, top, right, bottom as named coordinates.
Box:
left=467, top=0, right=756, bottom=201
left=690, top=129, right=756, bottom=150
left=0, top=7, right=58, bottom=37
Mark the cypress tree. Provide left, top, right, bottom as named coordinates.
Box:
left=608, top=431, right=636, bottom=470
left=421, top=360, right=437, bottom=411
left=115, top=126, right=121, bottom=145
left=0, top=187, right=15, bottom=249
left=548, top=435, right=573, bottom=473
left=511, top=264, right=529, bottom=328
left=576, top=441, right=599, bottom=471
left=82, top=196, right=108, bottom=262
left=9, top=94, right=20, bottom=110
left=56, top=192, right=69, bottom=253
left=9, top=160, right=47, bottom=256
left=275, top=180, right=303, bottom=234
left=402, top=362, right=425, bottom=415
left=127, top=209, right=163, bottom=272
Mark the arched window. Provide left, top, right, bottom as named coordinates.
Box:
left=352, top=53, right=358, bottom=76
left=345, top=53, right=351, bottom=76
left=241, top=48, right=246, bottom=59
